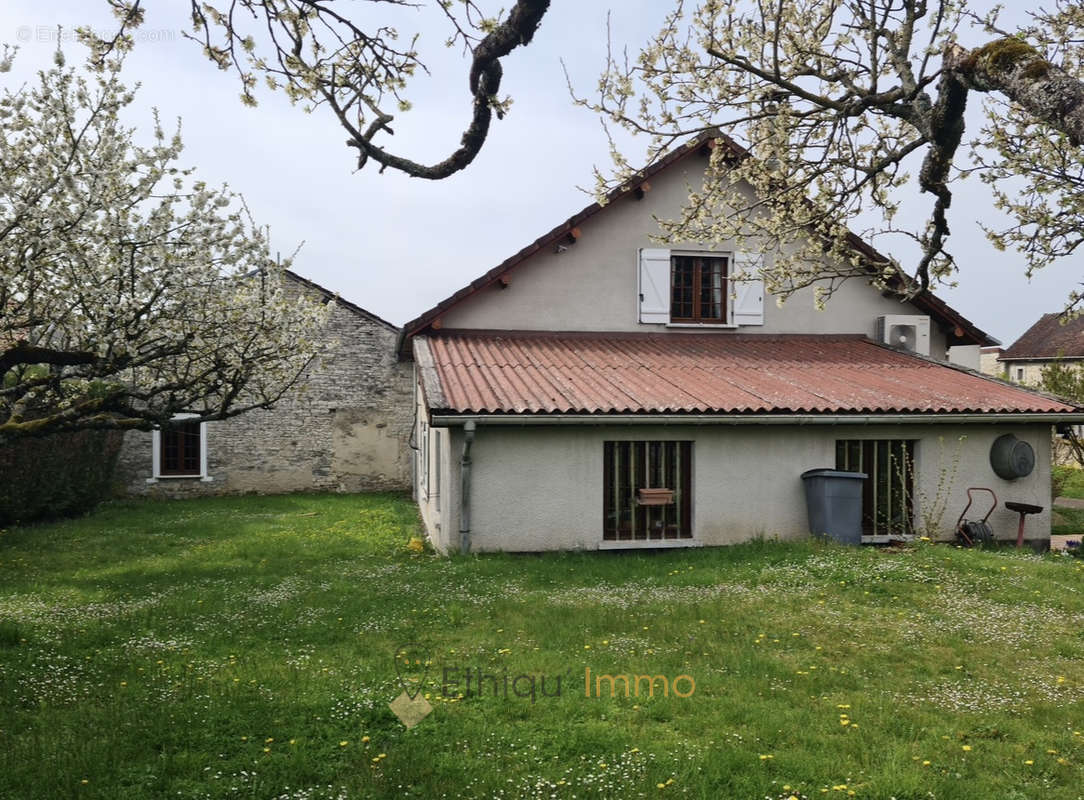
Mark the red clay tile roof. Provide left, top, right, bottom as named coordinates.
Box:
left=398, top=130, right=995, bottom=356
left=418, top=331, right=1074, bottom=415
left=1001, top=313, right=1084, bottom=361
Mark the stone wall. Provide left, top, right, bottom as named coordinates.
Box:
left=113, top=281, right=412, bottom=496
left=1001, top=361, right=1047, bottom=387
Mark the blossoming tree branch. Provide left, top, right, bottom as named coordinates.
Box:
left=577, top=0, right=1084, bottom=308
left=0, top=46, right=330, bottom=438
left=92, top=0, right=551, bottom=179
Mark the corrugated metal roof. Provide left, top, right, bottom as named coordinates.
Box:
left=419, top=332, right=1075, bottom=415
left=1001, top=313, right=1084, bottom=360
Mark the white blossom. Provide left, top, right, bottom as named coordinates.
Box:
left=0, top=45, right=331, bottom=437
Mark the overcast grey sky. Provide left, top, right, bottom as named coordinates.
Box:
left=1, top=1, right=1078, bottom=346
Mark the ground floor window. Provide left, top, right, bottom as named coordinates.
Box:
left=161, top=420, right=201, bottom=476
left=151, top=416, right=209, bottom=481
left=835, top=439, right=915, bottom=538
left=603, top=441, right=692, bottom=541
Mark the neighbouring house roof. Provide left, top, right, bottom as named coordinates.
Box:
left=397, top=130, right=995, bottom=357
left=285, top=270, right=399, bottom=332
left=1000, top=313, right=1084, bottom=361
left=415, top=331, right=1075, bottom=416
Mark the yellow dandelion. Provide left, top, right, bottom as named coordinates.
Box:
left=340, top=741, right=348, bottom=747
left=962, top=745, right=972, bottom=752
left=361, top=735, right=370, bottom=743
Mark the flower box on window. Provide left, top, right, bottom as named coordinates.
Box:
left=636, top=487, right=675, bottom=506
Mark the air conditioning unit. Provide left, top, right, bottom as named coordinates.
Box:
left=876, top=315, right=930, bottom=356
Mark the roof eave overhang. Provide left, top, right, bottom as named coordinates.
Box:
left=999, top=355, right=1084, bottom=362
left=429, top=412, right=1084, bottom=427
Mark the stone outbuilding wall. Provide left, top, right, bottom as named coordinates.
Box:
left=114, top=274, right=412, bottom=496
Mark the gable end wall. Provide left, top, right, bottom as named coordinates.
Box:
left=435, top=156, right=949, bottom=356
left=113, top=293, right=412, bottom=497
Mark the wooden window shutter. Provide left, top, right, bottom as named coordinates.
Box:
left=731, top=251, right=764, bottom=326
left=638, top=248, right=671, bottom=324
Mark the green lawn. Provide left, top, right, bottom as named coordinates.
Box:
left=0, top=494, right=1082, bottom=800
left=1055, top=464, right=1084, bottom=501
left=1053, top=506, right=1084, bottom=538
left=1053, top=465, right=1084, bottom=538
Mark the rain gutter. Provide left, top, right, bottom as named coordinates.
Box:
left=431, top=413, right=1084, bottom=427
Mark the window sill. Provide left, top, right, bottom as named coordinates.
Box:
left=147, top=475, right=214, bottom=483
left=665, top=322, right=738, bottom=329
left=598, top=539, right=703, bottom=550
left=860, top=534, right=914, bottom=545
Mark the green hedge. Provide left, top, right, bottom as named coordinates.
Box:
left=0, top=429, right=123, bottom=525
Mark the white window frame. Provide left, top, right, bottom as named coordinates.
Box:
left=666, top=250, right=736, bottom=329
left=147, top=414, right=212, bottom=483
left=639, top=248, right=763, bottom=328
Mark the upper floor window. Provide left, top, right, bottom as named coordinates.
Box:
left=671, top=255, right=727, bottom=323
left=638, top=248, right=763, bottom=327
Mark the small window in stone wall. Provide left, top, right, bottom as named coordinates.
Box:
left=150, top=416, right=210, bottom=482
left=161, top=421, right=202, bottom=476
